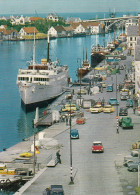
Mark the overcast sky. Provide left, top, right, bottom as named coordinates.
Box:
left=0, top=0, right=140, bottom=15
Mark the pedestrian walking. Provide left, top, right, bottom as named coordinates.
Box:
left=66, top=117, right=68, bottom=125
left=133, top=107, right=136, bottom=114
left=56, top=150, right=61, bottom=164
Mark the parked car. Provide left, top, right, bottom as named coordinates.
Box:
left=103, top=105, right=115, bottom=113
left=76, top=117, right=85, bottom=124
left=128, top=162, right=140, bottom=172
left=126, top=99, right=133, bottom=107
left=70, top=129, right=79, bottom=139
left=90, top=105, right=103, bottom=113
left=92, top=141, right=104, bottom=153
left=123, top=155, right=138, bottom=167
left=43, top=185, right=64, bottom=195
left=100, top=82, right=106, bottom=88
left=61, top=104, right=79, bottom=112
left=106, top=84, right=113, bottom=92
left=119, top=107, right=128, bottom=116
left=108, top=98, right=119, bottom=105
left=120, top=94, right=129, bottom=100
left=131, top=150, right=139, bottom=157
left=119, top=117, right=134, bottom=129
left=132, top=141, right=140, bottom=149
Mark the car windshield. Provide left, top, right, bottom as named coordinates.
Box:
left=120, top=108, right=127, bottom=111
left=110, top=99, right=117, bottom=101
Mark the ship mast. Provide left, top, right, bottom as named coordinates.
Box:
left=33, top=28, right=36, bottom=67
left=86, top=48, right=87, bottom=62
left=47, top=33, right=50, bottom=62
left=83, top=48, right=84, bottom=63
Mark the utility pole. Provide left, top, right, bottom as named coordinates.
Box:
left=69, top=99, right=74, bottom=184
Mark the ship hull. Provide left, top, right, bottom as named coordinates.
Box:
left=91, top=53, right=105, bottom=68
left=17, top=71, right=69, bottom=106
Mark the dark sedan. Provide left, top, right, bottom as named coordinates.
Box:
left=119, top=107, right=128, bottom=116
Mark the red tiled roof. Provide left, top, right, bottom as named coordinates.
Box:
left=22, top=27, right=39, bottom=33
left=0, top=29, right=17, bottom=35
left=29, top=17, right=43, bottom=21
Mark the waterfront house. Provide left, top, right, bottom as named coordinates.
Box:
left=46, top=13, right=59, bottom=22
left=63, top=26, right=74, bottom=37
left=70, top=21, right=104, bottom=35
left=70, top=23, right=87, bottom=36
left=10, top=15, right=30, bottom=25
left=19, top=27, right=38, bottom=38
left=48, top=26, right=66, bottom=37
left=84, top=21, right=104, bottom=34
left=0, top=29, right=18, bottom=40
left=127, top=25, right=139, bottom=56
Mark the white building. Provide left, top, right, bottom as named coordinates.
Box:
left=125, top=18, right=138, bottom=35
left=48, top=26, right=66, bottom=37
left=46, top=13, right=59, bottom=22
left=127, top=25, right=139, bottom=56
left=10, top=15, right=30, bottom=25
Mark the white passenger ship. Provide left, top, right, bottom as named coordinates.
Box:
left=17, top=35, right=69, bottom=107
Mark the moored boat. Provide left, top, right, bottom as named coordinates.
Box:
left=78, top=48, right=91, bottom=78
left=91, top=44, right=109, bottom=67
left=17, top=34, right=69, bottom=108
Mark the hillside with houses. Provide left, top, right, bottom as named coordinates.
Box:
left=0, top=13, right=105, bottom=40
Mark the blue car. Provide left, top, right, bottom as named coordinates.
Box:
left=106, top=85, right=113, bottom=92
left=126, top=99, right=133, bottom=107
left=70, top=129, right=79, bottom=139
left=108, top=98, right=119, bottom=105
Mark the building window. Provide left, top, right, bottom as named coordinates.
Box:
left=130, top=37, right=132, bottom=41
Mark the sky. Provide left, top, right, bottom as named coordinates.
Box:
left=0, top=0, right=140, bottom=15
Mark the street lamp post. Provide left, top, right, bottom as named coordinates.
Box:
left=69, top=99, right=74, bottom=184
left=77, top=58, right=82, bottom=106
left=116, top=73, right=119, bottom=134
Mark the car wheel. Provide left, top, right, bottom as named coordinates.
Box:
left=132, top=168, right=138, bottom=172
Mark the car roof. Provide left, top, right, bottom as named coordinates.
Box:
left=71, top=129, right=78, bottom=132
left=93, top=141, right=102, bottom=144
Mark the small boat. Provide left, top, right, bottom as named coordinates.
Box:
left=78, top=48, right=91, bottom=78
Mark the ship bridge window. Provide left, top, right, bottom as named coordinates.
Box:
left=34, top=78, right=49, bottom=81
left=18, top=77, right=29, bottom=81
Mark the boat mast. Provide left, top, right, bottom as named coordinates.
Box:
left=83, top=48, right=84, bottom=63
left=33, top=28, right=36, bottom=67
left=86, top=48, right=87, bottom=61
left=47, top=33, right=50, bottom=62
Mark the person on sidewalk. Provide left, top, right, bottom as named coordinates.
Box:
left=56, top=150, right=61, bottom=164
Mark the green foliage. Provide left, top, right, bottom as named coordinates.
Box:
left=0, top=18, right=69, bottom=33
left=0, top=19, right=12, bottom=28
